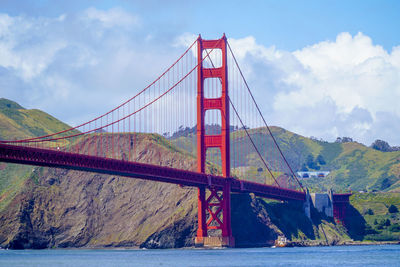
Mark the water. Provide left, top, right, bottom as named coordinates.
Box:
left=0, top=245, right=399, bottom=267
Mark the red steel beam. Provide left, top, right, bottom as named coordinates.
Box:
left=0, top=143, right=307, bottom=202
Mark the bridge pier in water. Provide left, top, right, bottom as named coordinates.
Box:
left=194, top=34, right=235, bottom=247
left=195, top=184, right=235, bottom=247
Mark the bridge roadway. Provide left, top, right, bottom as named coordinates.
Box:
left=0, top=143, right=306, bottom=202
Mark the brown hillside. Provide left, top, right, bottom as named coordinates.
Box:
left=0, top=133, right=199, bottom=248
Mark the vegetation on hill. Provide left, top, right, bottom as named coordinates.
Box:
left=0, top=98, right=76, bottom=141
left=347, top=192, right=400, bottom=241
left=170, top=125, right=400, bottom=193
left=0, top=99, right=77, bottom=212
left=370, top=139, right=400, bottom=152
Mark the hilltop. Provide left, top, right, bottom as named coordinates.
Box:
left=0, top=98, right=75, bottom=141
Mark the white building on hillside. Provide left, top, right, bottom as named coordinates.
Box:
left=297, top=171, right=330, bottom=179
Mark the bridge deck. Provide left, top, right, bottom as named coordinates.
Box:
left=0, top=143, right=306, bottom=202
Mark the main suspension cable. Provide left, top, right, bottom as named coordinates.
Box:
left=1, top=38, right=198, bottom=144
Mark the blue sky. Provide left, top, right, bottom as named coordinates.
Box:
left=2, top=0, right=399, bottom=51
left=1, top=0, right=400, bottom=145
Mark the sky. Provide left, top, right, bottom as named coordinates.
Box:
left=1, top=0, right=400, bottom=146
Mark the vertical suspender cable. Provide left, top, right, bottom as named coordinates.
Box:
left=227, top=42, right=303, bottom=191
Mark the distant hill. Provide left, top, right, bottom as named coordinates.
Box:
left=170, top=126, right=400, bottom=193
left=0, top=98, right=75, bottom=140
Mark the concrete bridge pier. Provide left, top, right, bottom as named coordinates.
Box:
left=304, top=188, right=351, bottom=225
left=304, top=188, right=311, bottom=219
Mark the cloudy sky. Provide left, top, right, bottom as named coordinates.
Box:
left=1, top=0, right=399, bottom=146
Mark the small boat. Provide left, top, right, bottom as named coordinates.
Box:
left=274, top=236, right=288, bottom=247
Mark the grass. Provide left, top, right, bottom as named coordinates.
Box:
left=0, top=98, right=78, bottom=212
left=0, top=163, right=33, bottom=211
left=0, top=99, right=77, bottom=141
left=348, top=192, right=400, bottom=241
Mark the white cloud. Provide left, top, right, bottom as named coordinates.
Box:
left=0, top=8, right=181, bottom=127
left=226, top=33, right=400, bottom=145
left=84, top=7, right=140, bottom=29
left=283, top=32, right=399, bottom=116
left=0, top=14, right=67, bottom=80
left=173, top=32, right=197, bottom=48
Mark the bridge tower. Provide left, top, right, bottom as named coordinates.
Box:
left=195, top=34, right=235, bottom=247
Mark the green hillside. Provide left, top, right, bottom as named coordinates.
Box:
left=303, top=142, right=400, bottom=193
left=347, top=192, right=400, bottom=241
left=0, top=98, right=75, bottom=140
left=0, top=98, right=75, bottom=211
left=170, top=126, right=400, bottom=193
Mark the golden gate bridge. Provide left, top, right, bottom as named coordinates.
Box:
left=0, top=34, right=350, bottom=247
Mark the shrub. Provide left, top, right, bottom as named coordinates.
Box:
left=364, top=209, right=374, bottom=215
left=376, top=219, right=391, bottom=229
left=388, top=204, right=399, bottom=213
left=300, top=163, right=308, bottom=172
left=316, top=154, right=326, bottom=165
left=364, top=225, right=377, bottom=235
left=306, top=155, right=315, bottom=169
left=364, top=233, right=398, bottom=241
left=388, top=224, right=400, bottom=232
left=371, top=139, right=393, bottom=152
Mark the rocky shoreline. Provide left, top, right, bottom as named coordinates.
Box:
left=287, top=240, right=400, bottom=247
left=2, top=240, right=399, bottom=250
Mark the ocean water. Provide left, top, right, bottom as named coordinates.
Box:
left=0, top=245, right=399, bottom=267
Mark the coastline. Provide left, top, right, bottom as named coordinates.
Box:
left=1, top=240, right=399, bottom=250
left=17, top=240, right=400, bottom=250
left=287, top=240, right=400, bottom=247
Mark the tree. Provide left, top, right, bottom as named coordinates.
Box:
left=381, top=178, right=392, bottom=190
left=376, top=219, right=391, bottom=229
left=388, top=204, right=399, bottom=213
left=300, top=163, right=308, bottom=172
left=335, top=137, right=353, bottom=143
left=389, top=224, right=400, bottom=232
left=371, top=139, right=392, bottom=152
left=316, top=154, right=326, bottom=165
left=364, top=208, right=374, bottom=215
left=364, top=224, right=377, bottom=235
left=306, top=154, right=319, bottom=170
left=306, top=154, right=314, bottom=168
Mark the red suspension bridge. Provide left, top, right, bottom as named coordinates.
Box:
left=0, top=35, right=349, bottom=247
